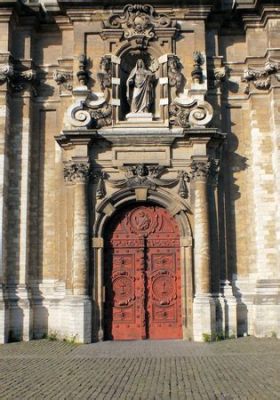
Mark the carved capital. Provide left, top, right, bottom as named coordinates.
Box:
left=0, top=63, right=14, bottom=84
left=53, top=70, right=73, bottom=93
left=191, top=159, right=210, bottom=181
left=242, top=59, right=280, bottom=93
left=214, top=67, right=226, bottom=82
left=64, top=162, right=90, bottom=183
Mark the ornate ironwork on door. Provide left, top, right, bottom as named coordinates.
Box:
left=104, top=204, right=182, bottom=340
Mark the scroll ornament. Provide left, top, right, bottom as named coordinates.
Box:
left=169, top=98, right=213, bottom=128
left=67, top=94, right=112, bottom=129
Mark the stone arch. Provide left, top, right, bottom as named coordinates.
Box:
left=94, top=187, right=192, bottom=239
left=92, top=187, right=194, bottom=341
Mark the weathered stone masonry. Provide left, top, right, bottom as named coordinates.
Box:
left=0, top=0, right=280, bottom=343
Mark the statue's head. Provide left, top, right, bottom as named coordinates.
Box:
left=135, top=164, right=148, bottom=177
left=136, top=59, right=145, bottom=69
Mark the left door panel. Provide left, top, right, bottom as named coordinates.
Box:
left=104, top=241, right=145, bottom=340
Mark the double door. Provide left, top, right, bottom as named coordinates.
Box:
left=104, top=205, right=182, bottom=340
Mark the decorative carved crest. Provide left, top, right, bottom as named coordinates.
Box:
left=105, top=4, right=173, bottom=46
left=169, top=98, right=213, bottom=128
left=242, top=60, right=280, bottom=93
left=64, top=162, right=90, bottom=183
left=107, top=164, right=178, bottom=190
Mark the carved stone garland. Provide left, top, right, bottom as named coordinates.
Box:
left=94, top=164, right=190, bottom=199
left=242, top=60, right=280, bottom=93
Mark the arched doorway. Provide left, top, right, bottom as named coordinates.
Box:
left=104, top=203, right=182, bottom=340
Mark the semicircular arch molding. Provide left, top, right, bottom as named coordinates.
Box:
left=94, top=187, right=193, bottom=240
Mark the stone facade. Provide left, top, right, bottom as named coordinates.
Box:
left=0, top=0, right=280, bottom=343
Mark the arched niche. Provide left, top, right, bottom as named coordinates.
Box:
left=108, top=42, right=175, bottom=124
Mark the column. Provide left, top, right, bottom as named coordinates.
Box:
left=61, top=161, right=92, bottom=343
left=0, top=9, right=13, bottom=344
left=191, top=156, right=215, bottom=341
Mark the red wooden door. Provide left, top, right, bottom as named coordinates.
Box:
left=104, top=204, right=182, bottom=340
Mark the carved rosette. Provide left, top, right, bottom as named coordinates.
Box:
left=169, top=99, right=213, bottom=128
left=191, top=159, right=211, bottom=181
left=64, top=162, right=90, bottom=184
left=242, top=60, right=280, bottom=93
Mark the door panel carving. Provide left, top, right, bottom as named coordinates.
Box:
left=104, top=204, right=182, bottom=340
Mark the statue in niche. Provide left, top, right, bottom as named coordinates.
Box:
left=126, top=59, right=154, bottom=114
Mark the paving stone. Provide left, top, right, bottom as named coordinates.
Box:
left=0, top=338, right=280, bottom=399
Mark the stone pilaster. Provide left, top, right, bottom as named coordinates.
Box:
left=0, top=9, right=13, bottom=344
left=64, top=161, right=90, bottom=295
left=191, top=157, right=215, bottom=341
left=61, top=161, right=91, bottom=343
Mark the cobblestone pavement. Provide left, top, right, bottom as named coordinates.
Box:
left=0, top=338, right=280, bottom=400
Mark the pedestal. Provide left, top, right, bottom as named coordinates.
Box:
left=60, top=296, right=92, bottom=343
left=126, top=112, right=153, bottom=122
left=193, top=295, right=216, bottom=341
left=0, top=284, right=7, bottom=343
left=222, top=280, right=237, bottom=337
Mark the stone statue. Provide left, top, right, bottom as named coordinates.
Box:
left=126, top=59, right=154, bottom=113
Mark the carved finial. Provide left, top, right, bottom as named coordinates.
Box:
left=77, top=54, right=89, bottom=85
left=191, top=51, right=204, bottom=84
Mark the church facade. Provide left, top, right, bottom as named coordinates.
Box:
left=0, top=0, right=280, bottom=343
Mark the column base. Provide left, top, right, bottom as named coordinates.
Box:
left=0, top=284, right=8, bottom=343
left=8, top=284, right=33, bottom=342
left=193, top=294, right=216, bottom=342
left=60, top=296, right=92, bottom=343
left=218, top=280, right=237, bottom=338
